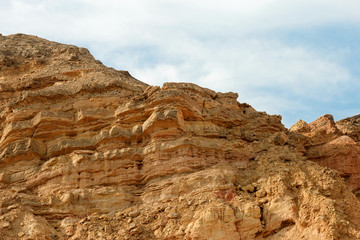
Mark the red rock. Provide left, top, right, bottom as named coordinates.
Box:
left=1, top=34, right=360, bottom=239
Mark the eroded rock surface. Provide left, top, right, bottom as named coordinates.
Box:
left=1, top=34, right=360, bottom=240
left=290, top=114, right=360, bottom=193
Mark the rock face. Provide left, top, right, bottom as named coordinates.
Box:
left=337, top=114, right=360, bottom=143
left=290, top=114, right=360, bottom=193
left=1, top=34, right=360, bottom=240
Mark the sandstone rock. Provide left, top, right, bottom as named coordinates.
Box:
left=262, top=196, right=297, bottom=235
left=336, top=114, right=360, bottom=143
left=184, top=204, right=241, bottom=239
left=291, top=114, right=341, bottom=145
left=242, top=184, right=255, bottom=193
left=232, top=201, right=262, bottom=240
left=291, top=114, right=360, bottom=192
left=128, top=210, right=140, bottom=218
left=307, top=136, right=360, bottom=191
left=0, top=34, right=360, bottom=240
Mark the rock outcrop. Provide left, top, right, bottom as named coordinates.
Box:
left=1, top=34, right=360, bottom=240
left=337, top=115, right=360, bottom=143
left=290, top=114, right=360, bottom=193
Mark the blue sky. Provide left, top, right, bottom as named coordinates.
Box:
left=1, top=0, right=360, bottom=127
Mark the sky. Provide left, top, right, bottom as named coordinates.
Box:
left=1, top=0, right=360, bottom=127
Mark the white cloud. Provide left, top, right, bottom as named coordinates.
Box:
left=123, top=37, right=351, bottom=93
left=3, top=0, right=360, bottom=42
left=1, top=0, right=359, bottom=127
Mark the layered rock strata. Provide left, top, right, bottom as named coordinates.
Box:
left=290, top=114, right=360, bottom=193
left=1, top=34, right=360, bottom=240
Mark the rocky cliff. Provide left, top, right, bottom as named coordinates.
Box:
left=1, top=34, right=360, bottom=240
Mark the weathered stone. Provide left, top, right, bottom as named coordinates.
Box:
left=0, top=34, right=360, bottom=240
left=291, top=115, right=360, bottom=191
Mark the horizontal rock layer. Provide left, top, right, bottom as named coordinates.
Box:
left=1, top=34, right=360, bottom=240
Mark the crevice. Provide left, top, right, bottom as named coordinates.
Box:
left=254, top=230, right=262, bottom=238
left=259, top=205, right=265, bottom=229
left=280, top=219, right=295, bottom=229
left=136, top=159, right=143, bottom=170
left=340, top=173, right=351, bottom=181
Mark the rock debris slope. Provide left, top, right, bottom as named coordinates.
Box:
left=1, top=34, right=360, bottom=240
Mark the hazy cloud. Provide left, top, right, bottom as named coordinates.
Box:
left=1, top=0, right=360, bottom=126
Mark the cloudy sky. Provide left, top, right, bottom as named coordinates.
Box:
left=1, top=0, right=360, bottom=127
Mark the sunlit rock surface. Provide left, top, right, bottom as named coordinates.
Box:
left=1, top=34, right=360, bottom=240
